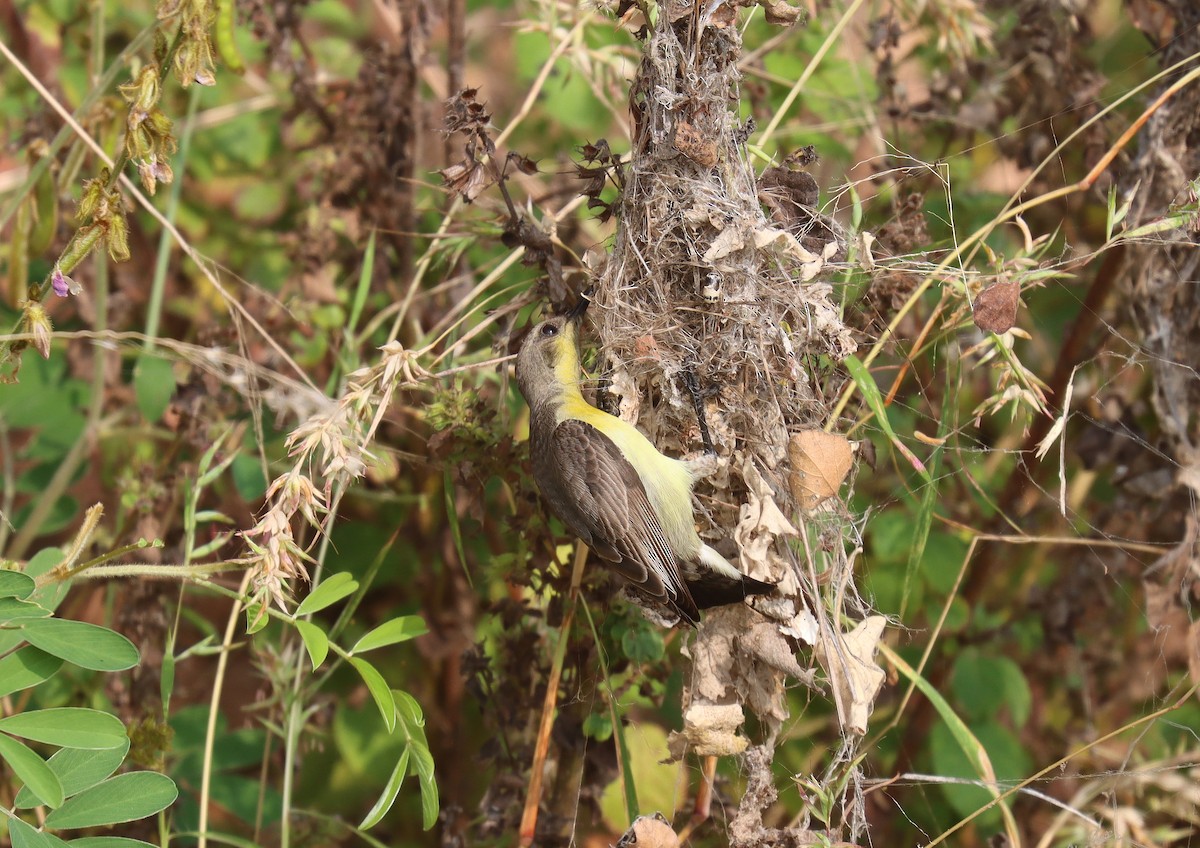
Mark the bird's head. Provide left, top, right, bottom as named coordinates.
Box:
left=515, top=313, right=582, bottom=408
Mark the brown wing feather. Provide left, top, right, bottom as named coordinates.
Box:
left=546, top=419, right=700, bottom=623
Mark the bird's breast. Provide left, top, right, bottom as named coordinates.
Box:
left=556, top=399, right=700, bottom=559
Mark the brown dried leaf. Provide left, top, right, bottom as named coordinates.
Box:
left=617, top=815, right=681, bottom=848
left=788, top=430, right=853, bottom=510
left=687, top=618, right=735, bottom=703
left=511, top=153, right=538, bottom=174
left=815, top=615, right=887, bottom=735
left=675, top=119, right=718, bottom=167
left=667, top=703, right=749, bottom=758
left=972, top=278, right=1021, bottom=334
left=440, top=159, right=494, bottom=203
left=760, top=0, right=803, bottom=25
left=752, top=225, right=818, bottom=262
left=703, top=225, right=746, bottom=263
left=734, top=614, right=812, bottom=724
left=735, top=458, right=797, bottom=580
left=709, top=1, right=737, bottom=28
left=759, top=164, right=817, bottom=208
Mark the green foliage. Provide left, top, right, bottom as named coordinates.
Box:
left=169, top=705, right=280, bottom=835
left=2, top=0, right=1197, bottom=845
left=281, top=572, right=436, bottom=830
left=929, top=719, right=1032, bottom=827
left=0, top=555, right=178, bottom=841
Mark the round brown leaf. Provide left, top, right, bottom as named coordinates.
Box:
left=972, top=279, right=1021, bottom=334
left=788, top=430, right=853, bottom=511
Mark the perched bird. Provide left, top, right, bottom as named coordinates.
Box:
left=515, top=308, right=775, bottom=624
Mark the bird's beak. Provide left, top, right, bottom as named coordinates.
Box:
left=565, top=287, right=594, bottom=322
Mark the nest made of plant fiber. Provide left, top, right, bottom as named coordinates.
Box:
left=546, top=3, right=877, bottom=841
left=590, top=6, right=855, bottom=523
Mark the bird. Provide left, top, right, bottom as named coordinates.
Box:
left=515, top=306, right=775, bottom=625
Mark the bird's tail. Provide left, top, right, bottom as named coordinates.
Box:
left=685, top=544, right=776, bottom=611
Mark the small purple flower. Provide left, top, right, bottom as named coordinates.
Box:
left=52, top=268, right=69, bottom=296
left=51, top=267, right=80, bottom=297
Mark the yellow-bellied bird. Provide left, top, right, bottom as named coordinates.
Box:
left=515, top=311, right=774, bottom=625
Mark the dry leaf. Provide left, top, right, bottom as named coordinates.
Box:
left=1142, top=578, right=1180, bottom=630
left=735, top=615, right=813, bottom=725
left=667, top=703, right=749, bottom=758
left=788, top=430, right=853, bottom=510
left=735, top=458, right=797, bottom=580
left=972, top=279, right=1021, bottom=334
left=606, top=367, right=641, bottom=425
left=687, top=616, right=736, bottom=703
left=759, top=0, right=804, bottom=25
left=633, top=334, right=659, bottom=359
left=617, top=814, right=681, bottom=848
left=681, top=604, right=815, bottom=754
left=858, top=231, right=876, bottom=271
left=816, top=615, right=887, bottom=735
left=752, top=225, right=818, bottom=262
left=780, top=608, right=818, bottom=644
left=676, top=119, right=718, bottom=167
left=703, top=225, right=746, bottom=262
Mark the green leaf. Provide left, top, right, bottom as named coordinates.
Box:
left=582, top=712, right=613, bottom=742
left=195, top=432, right=239, bottom=488
left=294, top=572, right=357, bottom=617
left=231, top=454, right=267, bottom=501
left=10, top=817, right=70, bottom=848
left=25, top=547, right=70, bottom=614
left=0, top=596, right=53, bottom=620
left=132, top=355, right=176, bottom=423
left=0, top=570, right=36, bottom=598
left=294, top=620, right=329, bottom=670
left=900, top=369, right=951, bottom=619
left=1121, top=212, right=1190, bottom=240
left=43, top=772, right=178, bottom=829
left=1105, top=183, right=1118, bottom=241
left=350, top=616, right=428, bottom=654
left=19, top=619, right=139, bottom=671
left=68, top=839, right=160, bottom=848
left=393, top=689, right=426, bottom=737
left=610, top=697, right=638, bottom=824
left=888, top=647, right=989, bottom=775
left=244, top=600, right=268, bottom=635
left=346, top=228, right=375, bottom=340
left=0, top=708, right=127, bottom=749
left=393, top=690, right=438, bottom=830
left=0, top=549, right=68, bottom=656
left=884, top=643, right=1018, bottom=837
left=953, top=652, right=1032, bottom=728
left=15, top=739, right=131, bottom=808
left=409, top=740, right=439, bottom=830
left=844, top=355, right=930, bottom=483
left=0, top=647, right=64, bottom=699
left=930, top=720, right=1031, bottom=824
left=160, top=647, right=175, bottom=714
left=620, top=625, right=664, bottom=664
left=359, top=747, right=410, bottom=830
left=0, top=732, right=64, bottom=808
left=600, top=725, right=681, bottom=831
left=349, top=657, right=395, bottom=733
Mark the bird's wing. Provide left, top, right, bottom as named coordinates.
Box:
left=549, top=418, right=699, bottom=621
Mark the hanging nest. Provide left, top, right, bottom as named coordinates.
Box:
left=583, top=2, right=882, bottom=844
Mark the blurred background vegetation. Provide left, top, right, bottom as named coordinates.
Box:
left=1, top=0, right=1199, bottom=846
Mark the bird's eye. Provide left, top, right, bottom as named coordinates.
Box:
left=540, top=323, right=559, bottom=337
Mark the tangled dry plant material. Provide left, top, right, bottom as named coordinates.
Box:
left=584, top=0, right=882, bottom=841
